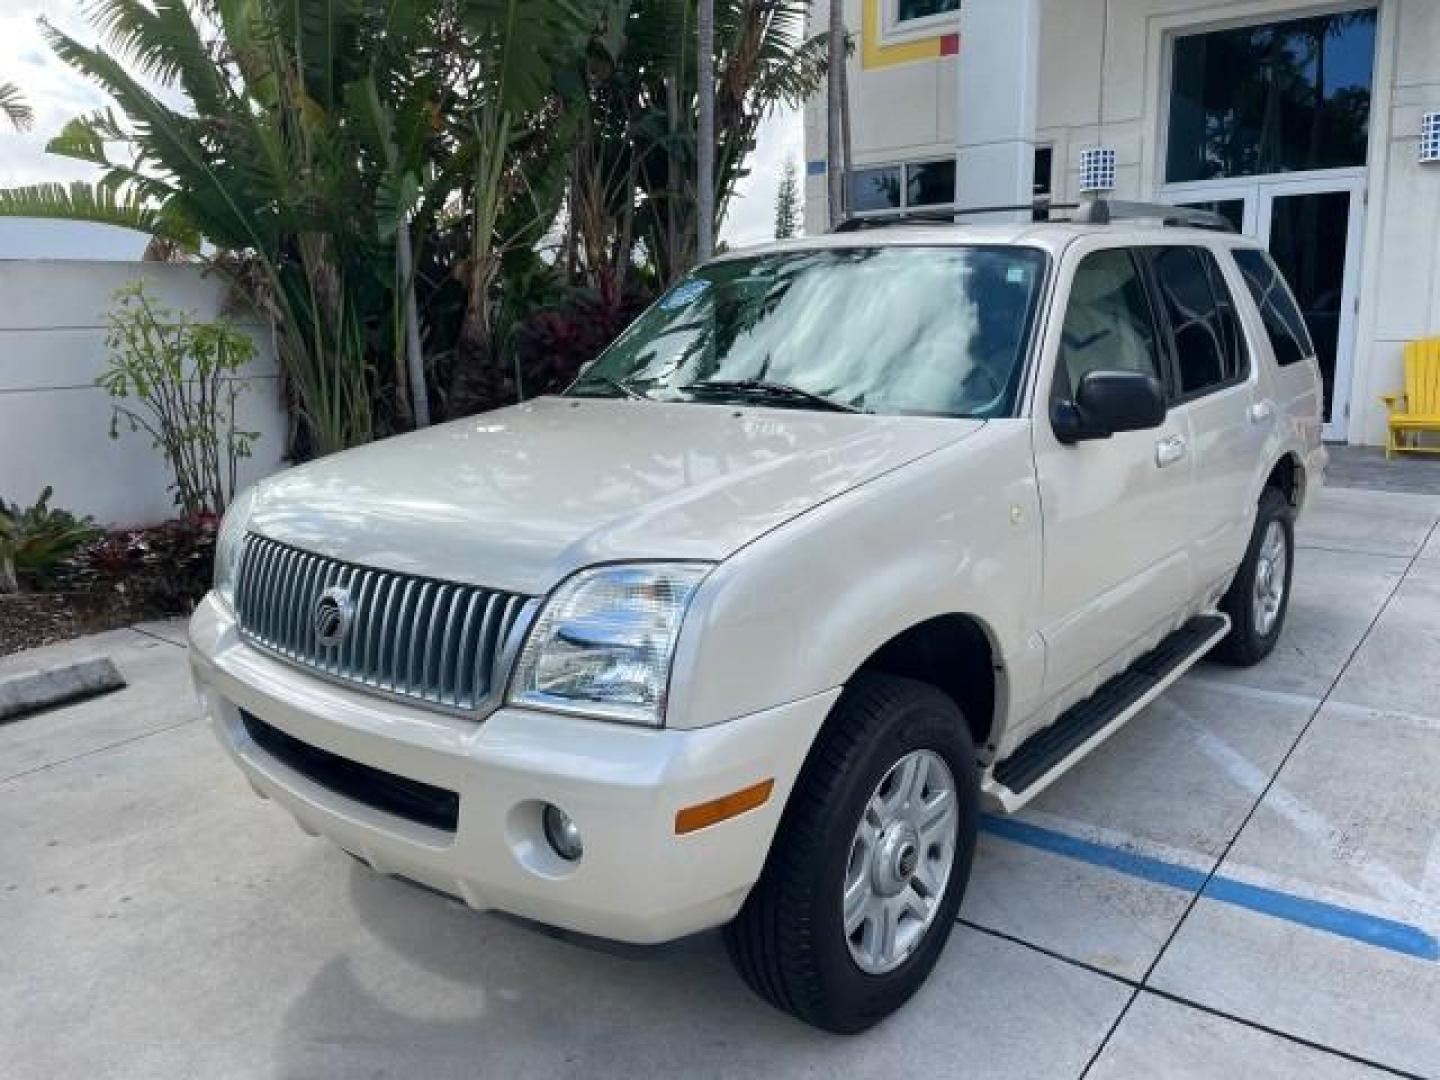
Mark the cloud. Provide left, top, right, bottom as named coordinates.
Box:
left=0, top=2, right=108, bottom=189
left=722, top=106, right=805, bottom=250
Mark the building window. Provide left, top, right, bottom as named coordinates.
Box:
left=907, top=159, right=957, bottom=207
left=897, top=0, right=960, bottom=24
left=850, top=166, right=903, bottom=213
left=1033, top=147, right=1054, bottom=199
left=849, top=159, right=955, bottom=215
left=1166, top=9, right=1378, bottom=184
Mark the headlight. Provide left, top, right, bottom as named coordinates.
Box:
left=508, top=563, right=712, bottom=726
left=213, top=486, right=257, bottom=610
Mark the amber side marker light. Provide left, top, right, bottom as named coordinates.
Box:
left=675, top=779, right=775, bottom=835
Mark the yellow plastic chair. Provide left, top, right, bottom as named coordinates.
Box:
left=1382, top=337, right=1440, bottom=458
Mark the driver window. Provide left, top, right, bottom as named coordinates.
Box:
left=1056, top=249, right=1163, bottom=400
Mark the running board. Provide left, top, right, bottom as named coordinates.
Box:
left=984, top=613, right=1231, bottom=814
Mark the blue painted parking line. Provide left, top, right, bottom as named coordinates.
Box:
left=980, top=814, right=1440, bottom=962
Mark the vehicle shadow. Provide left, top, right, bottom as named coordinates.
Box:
left=272, top=860, right=851, bottom=1079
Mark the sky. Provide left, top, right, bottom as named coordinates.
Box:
left=0, top=0, right=802, bottom=259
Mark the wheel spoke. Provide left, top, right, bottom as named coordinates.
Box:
left=843, top=875, right=870, bottom=934
left=911, top=854, right=942, bottom=899
left=900, top=883, right=931, bottom=922
left=886, top=755, right=920, bottom=815
left=878, top=897, right=900, bottom=961
left=916, top=788, right=955, bottom=842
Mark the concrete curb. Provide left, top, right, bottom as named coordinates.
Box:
left=0, top=657, right=127, bottom=722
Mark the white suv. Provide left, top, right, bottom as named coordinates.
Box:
left=190, top=205, right=1325, bottom=1033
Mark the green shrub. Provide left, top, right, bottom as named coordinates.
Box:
left=0, top=487, right=103, bottom=592
left=99, top=281, right=259, bottom=518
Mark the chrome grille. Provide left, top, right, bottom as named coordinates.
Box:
left=234, top=533, right=531, bottom=713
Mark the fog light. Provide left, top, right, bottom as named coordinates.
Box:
left=543, top=804, right=583, bottom=862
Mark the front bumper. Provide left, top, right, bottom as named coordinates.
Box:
left=189, top=594, right=835, bottom=944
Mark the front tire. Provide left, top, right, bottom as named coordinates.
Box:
left=1213, top=486, right=1295, bottom=666
left=724, top=673, right=979, bottom=1033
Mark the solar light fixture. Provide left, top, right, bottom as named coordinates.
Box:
left=1079, top=147, right=1118, bottom=193
left=1422, top=112, right=1440, bottom=164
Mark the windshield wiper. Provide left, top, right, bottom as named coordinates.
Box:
left=681, top=379, right=864, bottom=414
left=571, top=374, right=646, bottom=401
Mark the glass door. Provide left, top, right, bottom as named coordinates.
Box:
left=1258, top=178, right=1366, bottom=441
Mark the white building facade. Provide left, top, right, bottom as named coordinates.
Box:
left=804, top=0, right=1440, bottom=447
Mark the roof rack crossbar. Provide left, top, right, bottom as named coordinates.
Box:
left=833, top=199, right=1074, bottom=232
left=831, top=196, right=1235, bottom=234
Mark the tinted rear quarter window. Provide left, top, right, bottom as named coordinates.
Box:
left=1232, top=248, right=1315, bottom=366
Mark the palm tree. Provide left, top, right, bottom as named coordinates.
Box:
left=0, top=0, right=596, bottom=446
left=639, top=0, right=827, bottom=280
left=0, top=82, right=33, bottom=132
left=696, top=0, right=715, bottom=261
left=560, top=0, right=826, bottom=289
left=445, top=0, right=598, bottom=407
left=826, top=0, right=846, bottom=227
left=774, top=157, right=800, bottom=238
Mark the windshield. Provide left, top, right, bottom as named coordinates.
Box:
left=569, top=245, right=1048, bottom=418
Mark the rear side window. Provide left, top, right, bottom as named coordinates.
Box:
left=1232, top=249, right=1315, bottom=366
left=1146, top=246, right=1246, bottom=398
left=1057, top=249, right=1164, bottom=398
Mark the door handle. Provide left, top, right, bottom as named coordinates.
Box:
left=1249, top=400, right=1276, bottom=424
left=1155, top=435, right=1187, bottom=468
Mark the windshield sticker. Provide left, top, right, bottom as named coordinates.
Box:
left=661, top=279, right=710, bottom=311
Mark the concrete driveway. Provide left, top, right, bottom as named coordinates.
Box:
left=3, top=484, right=1438, bottom=1079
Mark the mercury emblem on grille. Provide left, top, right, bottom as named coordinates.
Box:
left=313, top=586, right=354, bottom=648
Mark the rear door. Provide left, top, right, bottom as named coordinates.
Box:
left=1032, top=244, right=1197, bottom=699
left=1142, top=244, right=1266, bottom=591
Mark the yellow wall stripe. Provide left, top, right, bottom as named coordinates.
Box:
left=862, top=0, right=944, bottom=69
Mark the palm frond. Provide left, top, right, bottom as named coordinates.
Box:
left=462, top=0, right=598, bottom=115
left=46, top=108, right=129, bottom=167
left=0, top=181, right=200, bottom=250
left=0, top=82, right=33, bottom=132
left=41, top=21, right=276, bottom=254
left=83, top=0, right=232, bottom=115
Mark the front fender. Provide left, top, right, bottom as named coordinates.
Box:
left=667, top=421, right=1045, bottom=740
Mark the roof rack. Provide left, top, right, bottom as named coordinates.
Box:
left=1075, top=199, right=1235, bottom=232
left=831, top=196, right=1235, bottom=234
left=833, top=200, right=1071, bottom=232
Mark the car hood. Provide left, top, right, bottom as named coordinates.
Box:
left=248, top=397, right=983, bottom=596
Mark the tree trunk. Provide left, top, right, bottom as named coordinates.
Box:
left=665, top=73, right=680, bottom=278
left=396, top=223, right=430, bottom=428
left=697, top=0, right=716, bottom=262
left=827, top=0, right=847, bottom=228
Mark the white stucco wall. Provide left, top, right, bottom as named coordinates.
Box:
left=803, top=0, right=961, bottom=233
left=0, top=261, right=288, bottom=527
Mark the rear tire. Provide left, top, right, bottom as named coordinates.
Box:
left=1213, top=486, right=1295, bottom=666
left=724, top=673, right=979, bottom=1034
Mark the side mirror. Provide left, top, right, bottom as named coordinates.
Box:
left=1052, top=370, right=1166, bottom=444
